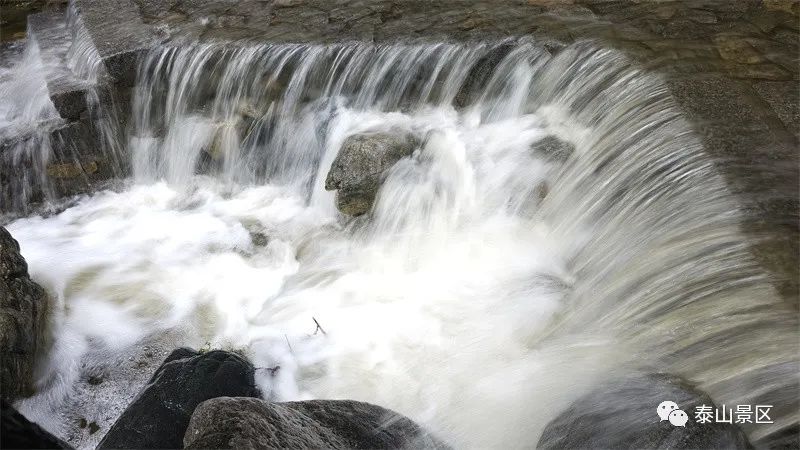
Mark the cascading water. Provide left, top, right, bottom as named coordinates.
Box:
left=0, top=29, right=62, bottom=211
left=0, top=4, right=125, bottom=216
left=5, top=38, right=798, bottom=448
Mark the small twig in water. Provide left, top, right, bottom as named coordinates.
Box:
left=312, top=317, right=327, bottom=336
left=256, top=365, right=281, bottom=377
left=284, top=334, right=294, bottom=354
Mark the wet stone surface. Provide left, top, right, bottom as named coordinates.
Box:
left=0, top=1, right=68, bottom=42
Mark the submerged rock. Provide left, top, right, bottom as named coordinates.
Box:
left=453, top=43, right=516, bottom=108
left=183, top=397, right=449, bottom=449
left=530, top=135, right=574, bottom=162
left=0, top=226, right=49, bottom=402
left=325, top=131, right=418, bottom=216
left=98, top=348, right=260, bottom=449
left=1, top=400, right=72, bottom=449
left=537, top=372, right=752, bottom=449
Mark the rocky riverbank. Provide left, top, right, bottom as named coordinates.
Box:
left=2, top=342, right=448, bottom=449
left=1, top=347, right=768, bottom=449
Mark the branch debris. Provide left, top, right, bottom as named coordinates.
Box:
left=284, top=334, right=293, bottom=354
left=312, top=316, right=327, bottom=336
left=256, top=365, right=281, bottom=377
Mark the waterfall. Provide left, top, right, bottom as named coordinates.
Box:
left=0, top=5, right=125, bottom=216
left=0, top=31, right=62, bottom=211
left=6, top=38, right=798, bottom=447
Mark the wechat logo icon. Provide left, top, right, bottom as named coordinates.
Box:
left=658, top=401, right=688, bottom=427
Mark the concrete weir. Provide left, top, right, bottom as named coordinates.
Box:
left=27, top=11, right=91, bottom=121
left=68, top=0, right=157, bottom=87
left=26, top=0, right=157, bottom=126
left=0, top=0, right=157, bottom=217
left=3, top=0, right=795, bottom=311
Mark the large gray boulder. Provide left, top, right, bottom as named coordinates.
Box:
left=184, top=397, right=449, bottom=449
left=0, top=226, right=49, bottom=402
left=325, top=131, right=418, bottom=216
left=537, top=373, right=752, bottom=449
left=98, top=348, right=261, bottom=449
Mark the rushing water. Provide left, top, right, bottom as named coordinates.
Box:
left=0, top=33, right=61, bottom=211
left=3, top=32, right=798, bottom=448
left=0, top=5, right=123, bottom=215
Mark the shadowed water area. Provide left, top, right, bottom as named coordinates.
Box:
left=0, top=1, right=798, bottom=449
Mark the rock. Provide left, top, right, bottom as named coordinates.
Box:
left=653, top=5, right=677, bottom=20
left=689, top=9, right=718, bottom=24
left=0, top=226, right=49, bottom=402
left=71, top=0, right=158, bottom=87
left=715, top=35, right=764, bottom=64
left=183, top=397, right=449, bottom=449
left=325, top=131, right=418, bottom=216
left=49, top=89, right=89, bottom=121
left=763, top=0, right=800, bottom=15
left=537, top=373, right=752, bottom=449
left=764, top=424, right=800, bottom=448
left=46, top=161, right=95, bottom=179
left=250, top=231, right=269, bottom=247
left=0, top=120, right=116, bottom=215
left=753, top=81, right=799, bottom=138
left=97, top=348, right=261, bottom=449
left=0, top=41, right=25, bottom=68
left=666, top=76, right=772, bottom=126
left=27, top=12, right=91, bottom=121
left=724, top=63, right=793, bottom=81
left=1, top=400, right=72, bottom=449
left=531, top=135, right=575, bottom=162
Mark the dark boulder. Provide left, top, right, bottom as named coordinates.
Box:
left=537, top=372, right=752, bottom=449
left=325, top=131, right=418, bottom=216
left=1, top=400, right=72, bottom=449
left=0, top=226, right=49, bottom=402
left=98, top=348, right=261, bottom=449
left=183, top=396, right=449, bottom=449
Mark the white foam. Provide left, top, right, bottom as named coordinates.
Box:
left=9, top=103, right=614, bottom=447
